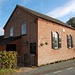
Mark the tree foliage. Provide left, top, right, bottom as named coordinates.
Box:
left=66, top=17, right=75, bottom=28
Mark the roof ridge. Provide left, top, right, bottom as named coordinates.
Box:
left=3, top=4, right=75, bottom=30
left=17, top=5, right=65, bottom=23
left=17, top=5, right=75, bottom=30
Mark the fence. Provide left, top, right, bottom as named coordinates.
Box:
left=17, top=53, right=37, bottom=67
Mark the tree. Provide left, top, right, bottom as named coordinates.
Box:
left=66, top=17, right=75, bottom=28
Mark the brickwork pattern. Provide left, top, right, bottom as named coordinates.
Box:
left=37, top=18, right=75, bottom=66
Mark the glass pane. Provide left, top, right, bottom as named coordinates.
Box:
left=54, top=32, right=58, bottom=49
left=59, top=33, right=61, bottom=42
left=22, top=22, right=26, bottom=34
left=71, top=36, right=73, bottom=48
left=52, top=32, right=55, bottom=49
left=10, top=26, right=13, bottom=36
left=59, top=33, right=61, bottom=48
left=68, top=35, right=71, bottom=48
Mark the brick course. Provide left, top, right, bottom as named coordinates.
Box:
left=3, top=7, right=38, bottom=55
left=37, top=18, right=75, bottom=66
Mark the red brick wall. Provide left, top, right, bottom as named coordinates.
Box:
left=37, top=18, right=75, bottom=66
left=0, top=45, right=6, bottom=51
left=4, top=8, right=37, bottom=38
left=4, top=7, right=38, bottom=55
left=0, top=38, right=20, bottom=54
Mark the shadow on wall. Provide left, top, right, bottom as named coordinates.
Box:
left=0, top=35, right=4, bottom=41
left=0, top=35, right=4, bottom=39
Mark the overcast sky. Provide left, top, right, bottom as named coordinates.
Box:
left=0, top=0, right=75, bottom=35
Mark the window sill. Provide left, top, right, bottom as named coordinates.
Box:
left=68, top=47, right=73, bottom=49
left=9, top=36, right=13, bottom=38
left=52, top=48, right=61, bottom=50
left=21, top=34, right=27, bottom=36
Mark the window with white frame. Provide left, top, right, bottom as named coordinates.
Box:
left=22, top=22, right=26, bottom=35
left=52, top=32, right=61, bottom=49
left=67, top=35, right=73, bottom=48
left=10, top=26, right=13, bottom=36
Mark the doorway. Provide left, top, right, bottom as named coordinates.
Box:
left=30, top=43, right=36, bottom=54
left=6, top=44, right=16, bottom=51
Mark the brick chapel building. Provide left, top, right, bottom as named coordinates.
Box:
left=0, top=5, right=75, bottom=66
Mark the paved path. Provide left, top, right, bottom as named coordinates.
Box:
left=13, top=60, right=75, bottom=75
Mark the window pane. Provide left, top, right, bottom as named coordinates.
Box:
left=59, top=33, right=61, bottom=48
left=30, top=43, right=36, bottom=54
left=10, top=26, right=13, bottom=36
left=67, top=35, right=72, bottom=48
left=71, top=36, right=73, bottom=48
left=22, top=22, right=26, bottom=34
left=52, top=32, right=59, bottom=49
left=67, top=35, right=69, bottom=48
left=52, top=32, right=55, bottom=49
left=59, top=33, right=61, bottom=42
left=55, top=32, right=58, bottom=49
left=69, top=35, right=71, bottom=48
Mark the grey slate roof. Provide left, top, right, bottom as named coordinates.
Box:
left=17, top=5, right=75, bottom=30
left=3, top=5, right=75, bottom=30
left=0, top=36, right=21, bottom=46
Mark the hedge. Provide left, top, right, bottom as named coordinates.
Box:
left=0, top=51, right=17, bottom=69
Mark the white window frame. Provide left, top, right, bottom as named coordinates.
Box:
left=52, top=32, right=61, bottom=49
left=22, top=22, right=26, bottom=35
left=10, top=26, right=13, bottom=36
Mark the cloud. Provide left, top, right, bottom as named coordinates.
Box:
left=47, top=0, right=75, bottom=18
left=0, top=27, right=4, bottom=35
left=21, top=0, right=32, bottom=5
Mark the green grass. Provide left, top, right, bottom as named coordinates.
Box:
left=0, top=69, right=16, bottom=75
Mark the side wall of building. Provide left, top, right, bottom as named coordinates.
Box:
left=37, top=18, right=75, bottom=66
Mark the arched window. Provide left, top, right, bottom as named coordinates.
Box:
left=10, top=26, right=13, bottom=36
left=22, top=22, right=26, bottom=35
left=67, top=35, right=73, bottom=48
left=52, top=32, right=61, bottom=49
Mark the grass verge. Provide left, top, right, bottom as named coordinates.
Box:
left=0, top=69, right=16, bottom=75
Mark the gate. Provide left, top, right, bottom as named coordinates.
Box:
left=17, top=54, right=37, bottom=67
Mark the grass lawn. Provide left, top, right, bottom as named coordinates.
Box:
left=0, top=69, right=16, bottom=75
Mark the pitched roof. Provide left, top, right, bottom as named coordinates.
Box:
left=0, top=36, right=21, bottom=46
left=3, top=5, right=75, bottom=30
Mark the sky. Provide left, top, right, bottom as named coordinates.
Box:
left=0, top=0, right=75, bottom=35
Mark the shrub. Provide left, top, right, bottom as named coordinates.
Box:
left=45, top=42, right=48, bottom=45
left=73, top=57, right=75, bottom=59
left=50, top=62, right=55, bottom=64
left=0, top=51, right=17, bottom=69
left=55, top=61, right=59, bottom=63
